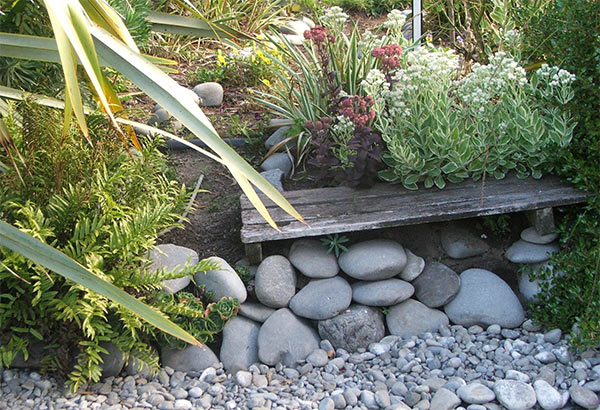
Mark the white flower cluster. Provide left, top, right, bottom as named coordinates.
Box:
left=358, top=30, right=384, bottom=53
left=362, top=46, right=458, bottom=121
left=331, top=115, right=356, bottom=167
left=404, top=46, right=459, bottom=82
left=383, top=9, right=409, bottom=42
left=321, top=6, right=349, bottom=30
left=383, top=9, right=408, bottom=30
left=502, top=29, right=521, bottom=53
left=456, top=52, right=526, bottom=111
left=331, top=115, right=355, bottom=142
left=388, top=46, right=459, bottom=110
left=536, top=64, right=576, bottom=88
left=361, top=69, right=388, bottom=109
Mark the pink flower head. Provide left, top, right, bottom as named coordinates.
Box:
left=338, top=95, right=375, bottom=128
left=372, top=44, right=403, bottom=72
left=304, top=26, right=335, bottom=46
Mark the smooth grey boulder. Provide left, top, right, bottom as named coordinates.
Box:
left=318, top=305, right=385, bottom=352
left=161, top=345, right=219, bottom=373
left=430, top=388, right=461, bottom=410
left=283, top=34, right=304, bottom=45
left=238, top=302, right=276, bottom=323
left=268, top=118, right=294, bottom=128
left=260, top=153, right=293, bottom=177
left=255, top=255, right=297, bottom=308
left=399, top=249, right=425, bottom=281
left=99, top=342, right=125, bottom=378
left=569, top=385, right=599, bottom=409
left=444, top=268, right=524, bottom=328
left=533, top=380, right=563, bottom=410
left=279, top=20, right=311, bottom=36
left=351, top=279, right=414, bottom=306
left=520, top=227, right=558, bottom=245
left=257, top=308, right=319, bottom=366
left=518, top=261, right=562, bottom=302
left=441, top=225, right=490, bottom=259
left=386, top=299, right=449, bottom=338
left=457, top=382, right=496, bottom=404
left=412, top=262, right=460, bottom=308
left=289, top=276, right=352, bottom=320
left=260, top=169, right=284, bottom=193
left=9, top=341, right=48, bottom=369
left=192, top=82, right=223, bottom=106
left=265, top=126, right=294, bottom=152
left=193, top=257, right=247, bottom=303
left=148, top=107, right=171, bottom=126
left=289, top=239, right=339, bottom=278
left=505, top=240, right=560, bottom=264
left=493, top=380, right=537, bottom=410
left=338, top=239, right=407, bottom=280
left=220, top=316, right=260, bottom=372
left=125, top=348, right=159, bottom=378
left=180, top=86, right=200, bottom=105
left=148, top=244, right=197, bottom=294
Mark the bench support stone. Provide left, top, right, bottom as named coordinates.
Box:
left=245, top=243, right=263, bottom=265
left=526, top=207, right=556, bottom=236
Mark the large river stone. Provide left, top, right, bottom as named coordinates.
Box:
left=411, top=262, right=460, bottom=308
left=318, top=305, right=385, bottom=352
left=254, top=255, right=296, bottom=308
left=257, top=308, right=319, bottom=366
left=338, top=239, right=407, bottom=280
left=289, top=239, right=339, bottom=278
left=289, top=276, right=352, bottom=320
left=444, top=268, right=524, bottom=328
left=386, top=299, right=449, bottom=338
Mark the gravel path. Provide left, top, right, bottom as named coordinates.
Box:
left=2, top=320, right=599, bottom=410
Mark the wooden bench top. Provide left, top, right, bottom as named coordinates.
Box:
left=240, top=174, right=588, bottom=244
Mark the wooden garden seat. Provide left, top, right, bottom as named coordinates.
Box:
left=240, top=174, right=588, bottom=263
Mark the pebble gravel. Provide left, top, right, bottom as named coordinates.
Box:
left=1, top=321, right=599, bottom=410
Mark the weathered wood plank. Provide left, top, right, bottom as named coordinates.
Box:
left=240, top=174, right=572, bottom=211
left=240, top=174, right=588, bottom=244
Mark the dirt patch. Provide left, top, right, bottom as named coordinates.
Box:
left=159, top=149, right=245, bottom=262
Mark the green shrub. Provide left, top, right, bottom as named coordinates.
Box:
left=189, top=44, right=281, bottom=89
left=295, top=0, right=410, bottom=15
left=521, top=0, right=600, bottom=349
left=373, top=49, right=576, bottom=189
left=0, top=0, right=62, bottom=92
left=108, top=0, right=152, bottom=47
left=0, top=101, right=238, bottom=390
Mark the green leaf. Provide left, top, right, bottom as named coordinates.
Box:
left=434, top=175, right=446, bottom=189
left=146, top=12, right=247, bottom=40
left=29, top=329, right=43, bottom=340
left=403, top=182, right=418, bottom=190
left=424, top=176, right=434, bottom=189
left=403, top=174, right=420, bottom=186
left=441, top=162, right=459, bottom=174
left=378, top=169, right=398, bottom=182
left=0, top=220, right=200, bottom=346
